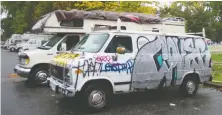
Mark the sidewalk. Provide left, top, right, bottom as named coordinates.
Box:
left=204, top=81, right=222, bottom=88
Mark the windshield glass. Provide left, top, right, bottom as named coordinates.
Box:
left=37, top=35, right=63, bottom=50
left=43, top=35, right=63, bottom=47
left=72, top=33, right=109, bottom=53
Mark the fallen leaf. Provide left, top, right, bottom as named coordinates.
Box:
left=169, top=103, right=176, bottom=106
left=193, top=107, right=200, bottom=110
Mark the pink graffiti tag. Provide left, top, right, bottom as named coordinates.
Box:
left=94, top=55, right=113, bottom=62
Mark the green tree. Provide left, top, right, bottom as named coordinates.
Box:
left=159, top=1, right=222, bottom=41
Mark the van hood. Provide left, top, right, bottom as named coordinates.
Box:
left=19, top=49, right=49, bottom=57
left=50, top=52, right=95, bottom=67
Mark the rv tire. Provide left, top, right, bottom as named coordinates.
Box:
left=10, top=48, right=15, bottom=52
left=27, top=66, right=49, bottom=87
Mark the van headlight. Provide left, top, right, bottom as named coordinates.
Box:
left=20, top=58, right=30, bottom=65
left=67, top=72, right=73, bottom=84
left=18, top=53, right=30, bottom=65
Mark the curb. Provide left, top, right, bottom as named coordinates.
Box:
left=203, top=81, right=222, bottom=88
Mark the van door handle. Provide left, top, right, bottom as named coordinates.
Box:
left=47, top=53, right=53, bottom=55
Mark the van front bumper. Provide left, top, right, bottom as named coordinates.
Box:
left=47, top=77, right=76, bottom=97
left=14, top=65, right=31, bottom=78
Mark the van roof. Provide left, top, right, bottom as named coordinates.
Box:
left=91, top=30, right=203, bottom=38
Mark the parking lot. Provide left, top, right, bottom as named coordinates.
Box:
left=1, top=49, right=222, bottom=115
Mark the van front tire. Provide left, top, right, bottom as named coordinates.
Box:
left=82, top=83, right=111, bottom=112
left=27, top=66, right=49, bottom=87
left=180, top=76, right=199, bottom=97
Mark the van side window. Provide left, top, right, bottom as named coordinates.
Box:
left=105, top=35, right=133, bottom=53
left=57, top=35, right=80, bottom=51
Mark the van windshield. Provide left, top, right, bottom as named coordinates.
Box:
left=72, top=33, right=109, bottom=53
left=38, top=35, right=63, bottom=50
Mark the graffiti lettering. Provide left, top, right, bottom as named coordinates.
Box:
left=132, top=35, right=211, bottom=90
left=100, top=60, right=133, bottom=73
left=93, top=55, right=113, bottom=63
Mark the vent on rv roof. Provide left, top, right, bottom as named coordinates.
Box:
left=60, top=18, right=83, bottom=27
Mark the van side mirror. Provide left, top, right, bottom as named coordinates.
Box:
left=116, top=47, right=125, bottom=54
left=60, top=43, right=67, bottom=51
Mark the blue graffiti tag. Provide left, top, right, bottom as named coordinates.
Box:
left=100, top=60, right=134, bottom=73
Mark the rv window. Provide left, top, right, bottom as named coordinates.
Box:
left=105, top=35, right=133, bottom=53
left=15, top=40, right=22, bottom=44
left=72, top=33, right=109, bottom=53
left=109, top=26, right=126, bottom=30
left=60, top=18, right=84, bottom=27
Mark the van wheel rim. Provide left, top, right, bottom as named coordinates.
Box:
left=36, top=71, right=48, bottom=83
left=186, top=81, right=195, bottom=94
left=89, top=90, right=106, bottom=108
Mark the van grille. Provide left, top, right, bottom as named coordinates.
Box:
left=50, top=65, right=69, bottom=81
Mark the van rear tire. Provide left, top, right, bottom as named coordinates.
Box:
left=180, top=76, right=199, bottom=97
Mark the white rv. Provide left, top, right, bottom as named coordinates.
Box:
left=13, top=34, right=53, bottom=52
left=14, top=9, right=186, bottom=87
left=3, top=34, right=23, bottom=50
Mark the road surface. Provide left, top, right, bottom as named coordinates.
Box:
left=1, top=49, right=222, bottom=115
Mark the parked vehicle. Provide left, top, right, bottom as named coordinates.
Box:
left=10, top=34, right=53, bottom=52
left=1, top=41, right=5, bottom=48
left=14, top=9, right=187, bottom=87
left=2, top=40, right=9, bottom=49
left=8, top=39, right=24, bottom=52
left=14, top=34, right=84, bottom=86
left=47, top=29, right=212, bottom=111
left=3, top=34, right=23, bottom=50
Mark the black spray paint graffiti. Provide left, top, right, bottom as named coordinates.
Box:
left=131, top=35, right=211, bottom=89
left=73, top=58, right=134, bottom=77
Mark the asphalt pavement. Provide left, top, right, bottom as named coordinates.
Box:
left=1, top=49, right=222, bottom=115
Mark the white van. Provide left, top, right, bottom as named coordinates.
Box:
left=47, top=30, right=212, bottom=111
left=14, top=34, right=84, bottom=86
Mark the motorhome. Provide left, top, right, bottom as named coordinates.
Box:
left=2, top=34, right=23, bottom=49
left=14, top=9, right=186, bottom=87
left=9, top=34, right=53, bottom=52
left=47, top=27, right=212, bottom=111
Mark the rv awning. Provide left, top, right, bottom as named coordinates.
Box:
left=54, top=9, right=162, bottom=24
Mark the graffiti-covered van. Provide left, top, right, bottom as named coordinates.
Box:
left=47, top=30, right=212, bottom=111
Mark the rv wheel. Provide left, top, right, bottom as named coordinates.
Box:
left=180, top=76, right=199, bottom=97
left=27, top=66, right=49, bottom=87
left=10, top=48, right=15, bottom=52
left=17, top=48, right=22, bottom=52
